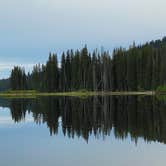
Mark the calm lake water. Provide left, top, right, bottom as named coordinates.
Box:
left=0, top=96, right=166, bottom=166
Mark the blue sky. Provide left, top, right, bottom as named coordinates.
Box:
left=0, top=0, right=166, bottom=78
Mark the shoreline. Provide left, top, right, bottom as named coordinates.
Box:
left=0, top=91, right=156, bottom=98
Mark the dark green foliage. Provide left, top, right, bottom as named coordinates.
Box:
left=0, top=78, right=10, bottom=91
left=156, top=85, right=166, bottom=92
left=10, top=66, right=27, bottom=90
left=45, top=53, right=59, bottom=92
left=8, top=37, right=166, bottom=92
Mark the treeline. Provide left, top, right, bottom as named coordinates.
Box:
left=10, top=37, right=166, bottom=92
left=11, top=66, right=27, bottom=90
left=0, top=78, right=10, bottom=91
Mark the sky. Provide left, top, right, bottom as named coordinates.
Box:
left=0, top=0, right=166, bottom=78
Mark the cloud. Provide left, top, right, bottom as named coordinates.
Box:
left=0, top=63, right=35, bottom=71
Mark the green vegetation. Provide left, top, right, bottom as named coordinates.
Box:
left=0, top=90, right=95, bottom=98
left=4, top=90, right=37, bottom=94
left=0, top=90, right=38, bottom=98
left=0, top=90, right=155, bottom=99
left=155, top=85, right=166, bottom=96
left=0, top=78, right=10, bottom=91
left=11, top=66, right=27, bottom=90
left=2, top=37, right=166, bottom=93
left=156, top=85, right=166, bottom=92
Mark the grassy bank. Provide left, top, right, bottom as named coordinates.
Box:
left=0, top=90, right=156, bottom=98
left=156, top=85, right=166, bottom=94
left=0, top=90, right=37, bottom=98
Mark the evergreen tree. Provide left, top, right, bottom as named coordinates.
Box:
left=8, top=37, right=166, bottom=92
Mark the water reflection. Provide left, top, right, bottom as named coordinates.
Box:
left=0, top=96, right=166, bottom=143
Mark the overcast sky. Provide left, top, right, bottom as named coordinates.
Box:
left=0, top=0, right=166, bottom=78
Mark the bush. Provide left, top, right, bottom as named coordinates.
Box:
left=78, top=89, right=88, bottom=93
left=156, top=85, right=166, bottom=92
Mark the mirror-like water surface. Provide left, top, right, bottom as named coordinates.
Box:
left=0, top=96, right=166, bottom=166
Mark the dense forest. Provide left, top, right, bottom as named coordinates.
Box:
left=8, top=37, right=166, bottom=92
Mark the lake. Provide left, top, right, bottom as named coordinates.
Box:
left=0, top=96, right=166, bottom=166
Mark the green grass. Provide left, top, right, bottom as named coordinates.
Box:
left=156, top=85, right=166, bottom=93
left=0, top=90, right=94, bottom=98
left=4, top=90, right=37, bottom=94
left=0, top=90, right=156, bottom=99
left=0, top=90, right=38, bottom=98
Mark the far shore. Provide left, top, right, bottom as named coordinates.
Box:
left=0, top=90, right=156, bottom=98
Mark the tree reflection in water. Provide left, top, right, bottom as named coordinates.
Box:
left=1, top=96, right=166, bottom=143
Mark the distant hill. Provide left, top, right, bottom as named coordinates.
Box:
left=0, top=78, right=10, bottom=91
